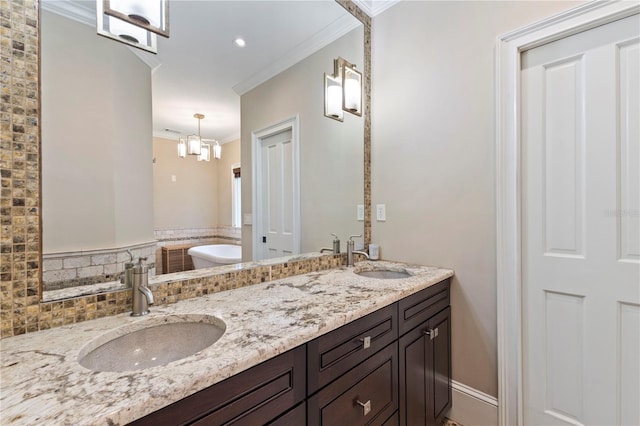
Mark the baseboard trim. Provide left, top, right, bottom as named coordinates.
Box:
left=447, top=380, right=499, bottom=426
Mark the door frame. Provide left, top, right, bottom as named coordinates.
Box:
left=251, top=115, right=301, bottom=261
left=495, top=2, right=640, bottom=425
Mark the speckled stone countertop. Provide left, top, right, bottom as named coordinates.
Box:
left=0, top=261, right=453, bottom=425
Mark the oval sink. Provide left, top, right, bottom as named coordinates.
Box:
left=78, top=315, right=226, bottom=372
left=356, top=269, right=411, bottom=279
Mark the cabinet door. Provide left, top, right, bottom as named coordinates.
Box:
left=398, top=323, right=428, bottom=425
left=426, top=307, right=451, bottom=426
left=398, top=307, right=451, bottom=426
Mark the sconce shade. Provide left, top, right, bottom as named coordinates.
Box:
left=103, top=0, right=170, bottom=38
left=213, top=142, right=222, bottom=160
left=187, top=134, right=202, bottom=155
left=324, top=74, right=344, bottom=121
left=342, top=63, right=362, bottom=116
left=96, top=0, right=157, bottom=53
left=197, top=143, right=211, bottom=162
left=177, top=139, right=186, bottom=158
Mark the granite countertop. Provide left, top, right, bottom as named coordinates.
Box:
left=0, top=261, right=454, bottom=425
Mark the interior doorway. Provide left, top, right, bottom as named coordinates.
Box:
left=251, top=116, right=300, bottom=261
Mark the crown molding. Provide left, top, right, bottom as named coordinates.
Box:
left=232, top=12, right=360, bottom=95
left=352, top=0, right=402, bottom=17
left=41, top=0, right=94, bottom=26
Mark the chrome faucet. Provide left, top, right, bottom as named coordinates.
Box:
left=347, top=234, right=369, bottom=267
left=121, top=249, right=135, bottom=288
left=131, top=257, right=154, bottom=316
left=320, top=233, right=341, bottom=254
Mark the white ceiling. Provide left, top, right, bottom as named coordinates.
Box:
left=41, top=0, right=362, bottom=142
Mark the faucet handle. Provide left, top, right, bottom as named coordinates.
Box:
left=349, top=234, right=363, bottom=241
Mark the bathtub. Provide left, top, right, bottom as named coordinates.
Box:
left=187, top=244, right=242, bottom=269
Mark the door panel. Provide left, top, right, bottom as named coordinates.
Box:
left=521, top=14, right=640, bottom=426
left=260, top=129, right=294, bottom=259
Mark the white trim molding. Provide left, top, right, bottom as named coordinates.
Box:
left=448, top=381, right=499, bottom=426
left=495, top=2, right=640, bottom=426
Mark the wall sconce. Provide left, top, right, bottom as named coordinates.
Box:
left=324, top=57, right=363, bottom=121
left=96, top=0, right=158, bottom=53
left=102, top=0, right=170, bottom=38
left=324, top=74, right=343, bottom=122
left=342, top=62, right=362, bottom=116
left=197, top=143, right=211, bottom=162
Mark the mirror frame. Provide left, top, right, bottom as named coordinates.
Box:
left=0, top=0, right=370, bottom=338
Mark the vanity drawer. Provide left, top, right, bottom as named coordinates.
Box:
left=130, top=345, right=305, bottom=426
left=398, top=279, right=450, bottom=336
left=307, top=342, right=398, bottom=426
left=268, top=402, right=306, bottom=425
left=307, top=304, right=397, bottom=394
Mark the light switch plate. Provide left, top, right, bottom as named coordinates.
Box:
left=376, top=204, right=386, bottom=221
left=357, top=204, right=365, bottom=221
left=171, top=175, right=177, bottom=182
left=243, top=213, right=252, bottom=225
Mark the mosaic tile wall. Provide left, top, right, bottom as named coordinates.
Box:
left=0, top=0, right=372, bottom=339
left=1, top=0, right=41, bottom=338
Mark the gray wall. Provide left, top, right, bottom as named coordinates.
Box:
left=241, top=26, right=364, bottom=260
left=152, top=137, right=219, bottom=230
left=42, top=11, right=153, bottom=252
left=371, top=0, right=583, bottom=398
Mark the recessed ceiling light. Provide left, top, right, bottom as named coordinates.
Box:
left=233, top=37, right=246, bottom=48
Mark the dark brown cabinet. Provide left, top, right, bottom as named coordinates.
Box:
left=129, top=278, right=451, bottom=426
left=307, top=342, right=398, bottom=426
left=398, top=280, right=452, bottom=426
left=130, top=346, right=306, bottom=426
left=307, top=304, right=398, bottom=394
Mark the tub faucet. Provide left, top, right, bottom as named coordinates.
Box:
left=347, top=234, right=369, bottom=267
left=131, top=257, right=154, bottom=316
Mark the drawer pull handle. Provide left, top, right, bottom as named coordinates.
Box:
left=358, top=336, right=372, bottom=349
left=424, top=328, right=439, bottom=340
left=356, top=399, right=372, bottom=416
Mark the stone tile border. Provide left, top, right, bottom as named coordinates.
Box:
left=42, top=241, right=157, bottom=291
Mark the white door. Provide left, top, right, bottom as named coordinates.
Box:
left=521, top=14, right=640, bottom=426
left=259, top=128, right=295, bottom=259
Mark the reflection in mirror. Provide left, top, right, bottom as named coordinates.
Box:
left=40, top=1, right=364, bottom=301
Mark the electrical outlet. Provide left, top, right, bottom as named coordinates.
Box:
left=357, top=204, right=365, bottom=221
left=376, top=204, right=386, bottom=221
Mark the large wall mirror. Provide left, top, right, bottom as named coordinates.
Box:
left=40, top=0, right=365, bottom=302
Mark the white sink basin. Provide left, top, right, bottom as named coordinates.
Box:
left=78, top=315, right=226, bottom=372
left=355, top=269, right=411, bottom=279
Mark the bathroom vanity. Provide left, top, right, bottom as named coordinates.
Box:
left=0, top=261, right=453, bottom=425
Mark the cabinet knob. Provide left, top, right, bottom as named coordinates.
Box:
left=356, top=399, right=372, bottom=416
left=358, top=336, right=371, bottom=349
left=423, top=328, right=439, bottom=340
